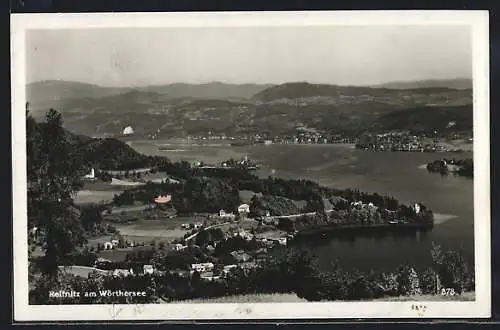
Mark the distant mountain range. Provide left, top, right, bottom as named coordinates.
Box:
left=26, top=79, right=473, bottom=137
left=27, top=80, right=273, bottom=106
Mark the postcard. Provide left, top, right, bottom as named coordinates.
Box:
left=11, top=10, right=490, bottom=321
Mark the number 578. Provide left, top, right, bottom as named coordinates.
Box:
left=441, top=288, right=456, bottom=296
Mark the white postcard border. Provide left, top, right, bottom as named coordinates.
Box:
left=11, top=10, right=491, bottom=321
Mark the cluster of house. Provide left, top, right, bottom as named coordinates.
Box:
left=180, top=222, right=204, bottom=230
left=83, top=168, right=96, bottom=181
left=191, top=156, right=259, bottom=171
left=257, top=236, right=288, bottom=247
left=173, top=243, right=188, bottom=252
left=100, top=238, right=155, bottom=250
left=214, top=204, right=251, bottom=220
left=385, top=203, right=422, bottom=224
left=256, top=211, right=274, bottom=224
left=350, top=201, right=378, bottom=210
left=231, top=229, right=254, bottom=241
left=357, top=132, right=457, bottom=153
left=437, top=159, right=462, bottom=172
left=91, top=255, right=261, bottom=280
left=93, top=257, right=155, bottom=277
left=190, top=261, right=258, bottom=281
left=102, top=239, right=122, bottom=250
left=260, top=131, right=357, bottom=145
left=191, top=262, right=214, bottom=273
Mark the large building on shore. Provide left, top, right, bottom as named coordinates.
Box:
left=123, top=126, right=134, bottom=135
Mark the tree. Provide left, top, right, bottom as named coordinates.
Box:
left=79, top=204, right=104, bottom=231
left=420, top=267, right=439, bottom=294
left=27, top=109, right=87, bottom=276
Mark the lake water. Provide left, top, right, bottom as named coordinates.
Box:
left=129, top=139, right=474, bottom=273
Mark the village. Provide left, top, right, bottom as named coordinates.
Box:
left=50, top=159, right=432, bottom=287
left=65, top=199, right=293, bottom=282
left=355, top=130, right=472, bottom=153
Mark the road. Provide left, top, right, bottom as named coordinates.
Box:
left=184, top=222, right=233, bottom=241
left=264, top=209, right=334, bottom=220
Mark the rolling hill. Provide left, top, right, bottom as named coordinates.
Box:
left=27, top=80, right=272, bottom=117
left=252, top=82, right=471, bottom=103
left=370, top=104, right=473, bottom=133
left=31, top=119, right=158, bottom=170
left=26, top=80, right=473, bottom=137
left=26, top=81, right=129, bottom=109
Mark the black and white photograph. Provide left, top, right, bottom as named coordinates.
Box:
left=11, top=11, right=490, bottom=321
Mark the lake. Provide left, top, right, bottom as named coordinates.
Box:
left=128, top=139, right=474, bottom=273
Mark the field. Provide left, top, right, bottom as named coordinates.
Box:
left=73, top=190, right=121, bottom=205
left=82, top=181, right=131, bottom=191
left=239, top=190, right=258, bottom=204
left=96, top=248, right=134, bottom=262
left=94, top=214, right=209, bottom=244
left=175, top=292, right=474, bottom=304
left=74, top=179, right=142, bottom=205
left=373, top=291, right=475, bottom=301
left=58, top=265, right=109, bottom=278
left=110, top=178, right=146, bottom=186
left=176, top=293, right=307, bottom=303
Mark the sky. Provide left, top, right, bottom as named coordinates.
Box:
left=26, top=26, right=472, bottom=87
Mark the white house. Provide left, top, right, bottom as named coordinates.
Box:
left=277, top=237, right=287, bottom=246
left=238, top=204, right=250, bottom=214
left=143, top=265, right=154, bottom=275
left=173, top=243, right=187, bottom=252
left=264, top=217, right=278, bottom=225
left=351, top=201, right=363, bottom=207
left=84, top=168, right=96, bottom=180
left=103, top=242, right=113, bottom=250
left=413, top=203, right=421, bottom=214
left=123, top=126, right=134, bottom=135
left=200, top=273, right=221, bottom=281
left=112, top=269, right=132, bottom=277
left=223, top=264, right=238, bottom=274
left=94, top=257, right=112, bottom=267
left=191, top=262, right=214, bottom=273
left=235, top=230, right=254, bottom=241
left=154, top=195, right=172, bottom=204
left=30, top=226, right=39, bottom=238
left=219, top=210, right=235, bottom=219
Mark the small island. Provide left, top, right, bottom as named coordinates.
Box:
left=426, top=158, right=473, bottom=178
